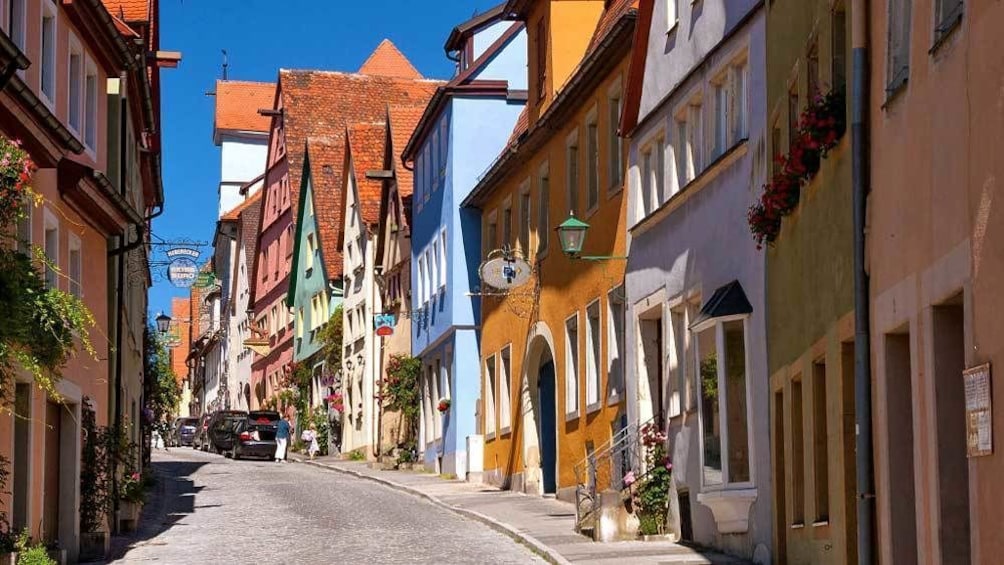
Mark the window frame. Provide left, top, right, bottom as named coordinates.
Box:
left=933, top=0, right=963, bottom=45
left=485, top=354, right=498, bottom=439
left=607, top=78, right=624, bottom=194
left=885, top=0, right=912, bottom=95
left=68, top=233, right=82, bottom=298
left=518, top=181, right=531, bottom=255
left=585, top=298, right=602, bottom=412
left=606, top=286, right=625, bottom=405
left=484, top=209, right=498, bottom=259
left=67, top=33, right=83, bottom=137
left=565, top=128, right=580, bottom=217
left=693, top=314, right=756, bottom=492
left=43, top=207, right=59, bottom=290
left=564, top=311, right=581, bottom=419
left=6, top=0, right=26, bottom=54
left=585, top=107, right=600, bottom=215
left=39, top=0, right=57, bottom=108
left=439, top=229, right=447, bottom=291
left=536, top=162, right=550, bottom=258
left=499, top=344, right=513, bottom=435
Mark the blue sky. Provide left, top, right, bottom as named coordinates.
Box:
left=150, top=0, right=502, bottom=317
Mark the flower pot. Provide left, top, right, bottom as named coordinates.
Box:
left=118, top=501, right=142, bottom=532
left=640, top=533, right=678, bottom=542
left=79, top=531, right=109, bottom=562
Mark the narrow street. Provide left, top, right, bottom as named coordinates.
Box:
left=108, top=450, right=544, bottom=564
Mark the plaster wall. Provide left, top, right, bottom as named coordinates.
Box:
left=867, top=1, right=1004, bottom=562
left=219, top=136, right=267, bottom=216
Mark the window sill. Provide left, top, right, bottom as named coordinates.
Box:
left=486, top=431, right=496, bottom=441
left=929, top=13, right=963, bottom=56
left=586, top=400, right=602, bottom=415
left=790, top=522, right=806, bottom=529
left=606, top=180, right=624, bottom=199
left=606, top=392, right=622, bottom=406
left=667, top=21, right=679, bottom=35
left=565, top=409, right=579, bottom=423
left=696, top=488, right=757, bottom=534
left=882, top=78, right=908, bottom=109
left=812, top=519, right=830, bottom=528
left=499, top=426, right=512, bottom=438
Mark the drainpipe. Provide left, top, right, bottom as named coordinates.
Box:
left=850, top=0, right=875, bottom=563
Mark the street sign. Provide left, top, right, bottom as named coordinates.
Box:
left=479, top=251, right=532, bottom=290
left=167, top=258, right=198, bottom=288
left=193, top=272, right=217, bottom=289
left=375, top=313, right=395, bottom=337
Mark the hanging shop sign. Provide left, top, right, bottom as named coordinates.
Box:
left=193, top=272, right=217, bottom=289
left=166, top=247, right=201, bottom=288
left=964, top=363, right=993, bottom=457
left=479, top=250, right=532, bottom=290
left=374, top=313, right=395, bottom=337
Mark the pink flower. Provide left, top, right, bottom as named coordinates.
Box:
left=623, top=471, right=636, bottom=487
left=131, top=472, right=140, bottom=481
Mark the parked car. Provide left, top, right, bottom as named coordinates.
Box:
left=207, top=410, right=248, bottom=454
left=192, top=413, right=213, bottom=451
left=173, top=417, right=199, bottom=447
left=231, top=410, right=280, bottom=460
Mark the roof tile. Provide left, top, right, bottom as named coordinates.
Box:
left=346, top=123, right=388, bottom=228
left=214, top=80, right=276, bottom=135
left=305, top=137, right=346, bottom=278
left=102, top=0, right=148, bottom=22
left=358, top=39, right=423, bottom=79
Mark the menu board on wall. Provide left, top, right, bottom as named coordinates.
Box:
left=964, top=363, right=992, bottom=457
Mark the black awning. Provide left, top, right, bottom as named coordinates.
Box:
left=691, top=280, right=752, bottom=328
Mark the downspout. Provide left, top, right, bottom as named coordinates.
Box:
left=850, top=0, right=875, bottom=563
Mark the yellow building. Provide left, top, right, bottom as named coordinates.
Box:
left=463, top=0, right=637, bottom=503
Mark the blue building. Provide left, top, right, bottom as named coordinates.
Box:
left=401, top=5, right=527, bottom=478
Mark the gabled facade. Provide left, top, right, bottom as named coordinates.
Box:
left=764, top=1, right=857, bottom=563
left=401, top=5, right=528, bottom=478
left=248, top=45, right=438, bottom=413
left=288, top=138, right=344, bottom=408
left=620, top=0, right=770, bottom=558
left=461, top=0, right=634, bottom=501
left=339, top=122, right=387, bottom=456
left=212, top=80, right=273, bottom=215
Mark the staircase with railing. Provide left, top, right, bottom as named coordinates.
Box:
left=573, top=417, right=652, bottom=537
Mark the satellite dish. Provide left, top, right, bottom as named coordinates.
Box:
left=479, top=249, right=532, bottom=290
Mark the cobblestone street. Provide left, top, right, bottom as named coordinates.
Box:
left=107, top=450, right=544, bottom=564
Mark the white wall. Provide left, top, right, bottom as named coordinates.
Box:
left=218, top=135, right=267, bottom=217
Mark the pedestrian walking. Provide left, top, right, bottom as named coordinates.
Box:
left=275, top=413, right=292, bottom=463
left=302, top=424, right=320, bottom=460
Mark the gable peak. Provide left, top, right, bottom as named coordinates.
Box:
left=358, top=39, right=423, bottom=79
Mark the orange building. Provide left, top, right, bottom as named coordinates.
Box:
left=463, top=0, right=636, bottom=503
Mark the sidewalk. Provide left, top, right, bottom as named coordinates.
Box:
left=291, top=454, right=750, bottom=565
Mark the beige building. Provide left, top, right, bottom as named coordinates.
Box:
left=868, top=1, right=1003, bottom=564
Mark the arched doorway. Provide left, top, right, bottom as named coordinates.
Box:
left=521, top=322, right=558, bottom=496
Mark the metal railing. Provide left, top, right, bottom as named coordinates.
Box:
left=573, top=417, right=651, bottom=534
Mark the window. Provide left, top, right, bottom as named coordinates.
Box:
left=697, top=317, right=752, bottom=487
left=439, top=117, right=449, bottom=179
left=7, top=0, right=25, bottom=52
left=678, top=101, right=703, bottom=184
left=807, top=40, right=820, bottom=98
left=606, top=287, right=625, bottom=402
left=585, top=301, right=601, bottom=409
left=485, top=356, right=498, bottom=435
left=565, top=131, right=579, bottom=216
left=771, top=120, right=782, bottom=177
left=607, top=87, right=623, bottom=190
left=68, top=235, right=81, bottom=298
left=296, top=307, right=304, bottom=339
left=519, top=185, right=531, bottom=253
left=431, top=130, right=439, bottom=191
left=791, top=376, right=805, bottom=524
left=68, top=41, right=83, bottom=134
left=667, top=0, right=679, bottom=28
left=502, top=201, right=513, bottom=248
left=586, top=115, right=599, bottom=210
left=306, top=233, right=316, bottom=270
left=887, top=0, right=912, bottom=93
left=537, top=165, right=549, bottom=255
left=439, top=230, right=447, bottom=289
left=565, top=313, right=579, bottom=416
left=668, top=306, right=687, bottom=418
left=639, top=136, right=665, bottom=218
left=535, top=17, right=547, bottom=100
left=788, top=84, right=799, bottom=150
left=711, top=61, right=749, bottom=161
left=500, top=346, right=512, bottom=431
left=417, top=255, right=426, bottom=305
left=485, top=213, right=497, bottom=257
left=415, top=152, right=424, bottom=204
left=812, top=359, right=829, bottom=522
left=832, top=3, right=847, bottom=93
left=731, top=63, right=748, bottom=142
left=431, top=240, right=440, bottom=291
left=712, top=82, right=728, bottom=159
left=43, top=210, right=58, bottom=289
left=934, top=0, right=962, bottom=42
left=40, top=3, right=56, bottom=103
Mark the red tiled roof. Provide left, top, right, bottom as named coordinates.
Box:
left=358, top=39, right=423, bottom=79
left=305, top=137, right=346, bottom=278
left=274, top=67, right=439, bottom=248
left=346, top=123, right=388, bottom=229
left=231, top=191, right=262, bottom=312
left=587, top=0, right=639, bottom=54
left=507, top=107, right=530, bottom=147
left=221, top=191, right=262, bottom=221
left=110, top=14, right=140, bottom=38
left=215, top=80, right=276, bottom=135
left=387, top=104, right=426, bottom=199
left=102, top=0, right=149, bottom=22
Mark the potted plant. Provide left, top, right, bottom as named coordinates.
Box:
left=437, top=398, right=451, bottom=413
left=633, top=423, right=674, bottom=541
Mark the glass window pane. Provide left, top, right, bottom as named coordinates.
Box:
left=698, top=326, right=722, bottom=485
left=724, top=320, right=750, bottom=483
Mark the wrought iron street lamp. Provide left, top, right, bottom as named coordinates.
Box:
left=155, top=312, right=172, bottom=334
left=556, top=213, right=627, bottom=261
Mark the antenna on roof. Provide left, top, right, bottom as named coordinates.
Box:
left=221, top=49, right=229, bottom=81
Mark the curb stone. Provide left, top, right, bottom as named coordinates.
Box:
left=293, top=456, right=572, bottom=565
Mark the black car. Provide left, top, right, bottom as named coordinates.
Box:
left=231, top=410, right=280, bottom=460
left=173, top=417, right=199, bottom=447
left=207, top=410, right=248, bottom=454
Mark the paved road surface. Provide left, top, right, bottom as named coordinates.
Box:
left=108, top=449, right=544, bottom=564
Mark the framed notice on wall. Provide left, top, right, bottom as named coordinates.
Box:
left=964, top=363, right=992, bottom=457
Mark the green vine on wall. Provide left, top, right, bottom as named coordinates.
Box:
left=379, top=354, right=422, bottom=447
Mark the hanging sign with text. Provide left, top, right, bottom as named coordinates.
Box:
left=964, top=363, right=992, bottom=457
